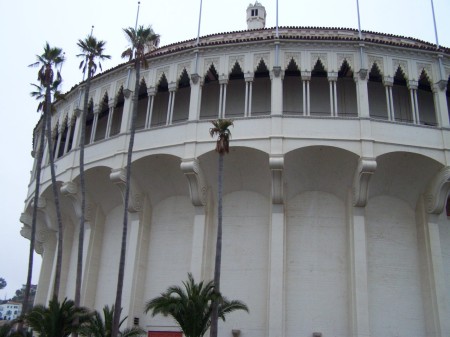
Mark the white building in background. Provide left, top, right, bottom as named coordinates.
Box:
left=20, top=2, right=450, bottom=337
left=0, top=302, right=22, bottom=321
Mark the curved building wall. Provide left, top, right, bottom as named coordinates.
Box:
left=20, top=26, right=450, bottom=337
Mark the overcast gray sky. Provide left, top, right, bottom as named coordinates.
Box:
left=1, top=0, right=449, bottom=301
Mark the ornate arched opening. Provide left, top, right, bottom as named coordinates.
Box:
left=283, top=58, right=302, bottom=115
left=225, top=62, right=245, bottom=118
left=368, top=62, right=387, bottom=119
left=310, top=59, right=329, bottom=115
left=200, top=64, right=219, bottom=120
left=110, top=87, right=124, bottom=136
left=337, top=60, right=357, bottom=116
left=172, top=69, right=190, bottom=123
left=252, top=59, right=270, bottom=116
left=151, top=74, right=169, bottom=126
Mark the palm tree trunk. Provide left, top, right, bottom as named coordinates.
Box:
left=44, top=84, right=64, bottom=299
left=75, top=75, right=91, bottom=310
left=112, top=60, right=140, bottom=337
left=210, top=152, right=224, bottom=337
left=21, top=111, right=47, bottom=327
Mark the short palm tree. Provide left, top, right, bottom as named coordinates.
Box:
left=145, top=273, right=248, bottom=337
left=79, top=305, right=144, bottom=337
left=208, top=119, right=233, bottom=337
left=111, top=25, right=159, bottom=337
left=24, top=297, right=91, bottom=337
left=28, top=42, right=65, bottom=307
left=76, top=35, right=110, bottom=309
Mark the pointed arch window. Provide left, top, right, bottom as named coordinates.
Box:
left=417, top=71, right=436, bottom=126
left=85, top=101, right=94, bottom=144
left=110, top=88, right=124, bottom=136
left=336, top=60, right=357, bottom=117
left=57, top=118, right=69, bottom=158
left=252, top=59, right=270, bottom=116
left=172, top=69, right=190, bottom=123
left=152, top=74, right=169, bottom=126
left=200, top=65, right=220, bottom=120
left=136, top=80, right=148, bottom=130
left=283, top=58, right=302, bottom=115
left=95, top=94, right=109, bottom=141
left=310, top=59, right=329, bottom=116
left=225, top=62, right=245, bottom=118
left=368, top=63, right=388, bottom=119
left=392, top=67, right=412, bottom=123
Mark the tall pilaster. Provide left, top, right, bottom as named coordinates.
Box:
left=354, top=69, right=369, bottom=118
left=418, top=167, right=450, bottom=336
left=181, top=158, right=209, bottom=280
left=110, top=168, right=146, bottom=327
left=188, top=74, right=201, bottom=121
left=268, top=155, right=285, bottom=337
left=348, top=158, right=376, bottom=337
left=433, top=81, right=449, bottom=128
left=271, top=67, right=283, bottom=116
left=328, top=72, right=338, bottom=116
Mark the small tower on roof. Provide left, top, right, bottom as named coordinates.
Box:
left=247, top=1, right=266, bottom=30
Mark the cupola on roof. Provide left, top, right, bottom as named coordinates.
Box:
left=247, top=1, right=266, bottom=30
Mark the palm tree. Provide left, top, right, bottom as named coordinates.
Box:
left=111, top=25, right=159, bottom=337
left=27, top=42, right=65, bottom=310
left=75, top=35, right=110, bottom=310
left=145, top=273, right=248, bottom=337
left=79, top=305, right=144, bottom=337
left=208, top=119, right=234, bottom=337
left=24, top=297, right=91, bottom=337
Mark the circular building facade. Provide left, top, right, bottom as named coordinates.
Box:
left=21, top=3, right=450, bottom=337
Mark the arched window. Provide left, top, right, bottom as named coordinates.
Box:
left=95, top=94, right=109, bottom=141
left=368, top=62, right=387, bottom=119
left=200, top=64, right=219, bottom=119
left=85, top=100, right=94, bottom=144
left=152, top=74, right=169, bottom=126
left=417, top=70, right=436, bottom=126
left=310, top=59, right=329, bottom=116
left=136, top=80, right=148, bottom=130
left=283, top=58, right=302, bottom=115
left=225, top=62, right=245, bottom=118
left=110, top=88, right=124, bottom=136
left=336, top=60, right=357, bottom=116
left=252, top=59, right=270, bottom=116
left=392, top=66, right=411, bottom=123
left=172, top=69, right=190, bottom=123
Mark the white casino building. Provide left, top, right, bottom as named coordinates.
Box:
left=20, top=2, right=450, bottom=337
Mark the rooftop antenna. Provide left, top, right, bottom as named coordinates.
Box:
left=275, top=0, right=279, bottom=67
left=194, top=0, right=203, bottom=74
left=356, top=0, right=365, bottom=70
left=430, top=0, right=445, bottom=81
left=126, top=1, right=141, bottom=89
left=135, top=1, right=141, bottom=30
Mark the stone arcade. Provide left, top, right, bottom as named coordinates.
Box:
left=21, top=2, right=450, bottom=337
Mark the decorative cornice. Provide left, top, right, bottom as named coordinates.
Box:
left=180, top=159, right=208, bottom=207
left=270, top=156, right=284, bottom=204
left=424, top=166, right=450, bottom=214
left=110, top=168, right=143, bottom=212
left=352, top=158, right=377, bottom=207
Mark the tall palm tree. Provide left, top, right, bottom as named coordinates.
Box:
left=79, top=305, right=144, bottom=337
left=24, top=297, right=91, bottom=337
left=27, top=42, right=65, bottom=309
left=145, top=273, right=248, bottom=337
left=75, top=35, right=110, bottom=309
left=111, top=25, right=159, bottom=337
left=208, top=119, right=234, bottom=337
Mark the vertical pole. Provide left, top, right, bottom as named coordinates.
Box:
left=194, top=0, right=203, bottom=74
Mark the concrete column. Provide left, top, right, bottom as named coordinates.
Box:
left=244, top=72, right=254, bottom=117
left=383, top=76, right=394, bottom=121
left=347, top=201, right=371, bottom=337
left=180, top=158, right=209, bottom=280
left=354, top=70, right=370, bottom=118
left=271, top=67, right=283, bottom=116
left=54, top=125, right=63, bottom=158
left=220, top=78, right=228, bottom=118
left=433, top=81, right=449, bottom=128
left=408, top=80, right=419, bottom=124
left=145, top=88, right=156, bottom=128
left=90, top=106, right=100, bottom=143
left=63, top=120, right=72, bottom=155
left=301, top=71, right=311, bottom=116
left=188, top=74, right=201, bottom=121
left=328, top=72, right=338, bottom=116
left=416, top=196, right=450, bottom=337
left=105, top=99, right=115, bottom=138
left=268, top=156, right=285, bottom=337
left=120, top=87, right=134, bottom=134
